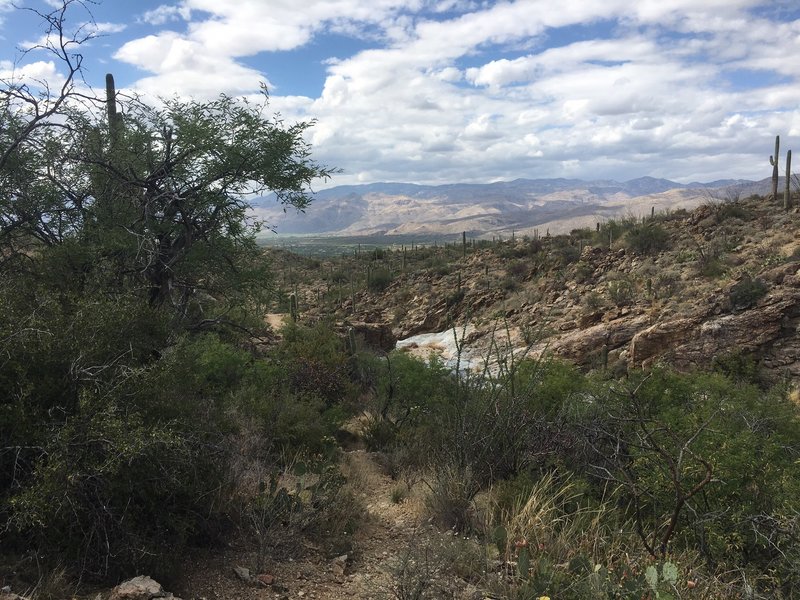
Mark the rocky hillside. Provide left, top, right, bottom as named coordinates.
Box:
left=270, top=192, right=800, bottom=383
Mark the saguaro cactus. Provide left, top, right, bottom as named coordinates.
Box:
left=289, top=293, right=298, bottom=322
left=785, top=149, right=793, bottom=211
left=770, top=135, right=780, bottom=202
left=347, top=327, right=357, bottom=355
left=105, top=73, right=123, bottom=144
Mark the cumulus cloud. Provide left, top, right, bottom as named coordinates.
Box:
left=57, top=0, right=800, bottom=184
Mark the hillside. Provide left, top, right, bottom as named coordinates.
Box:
left=254, top=177, right=773, bottom=237
left=4, top=196, right=799, bottom=600
left=271, top=192, right=800, bottom=383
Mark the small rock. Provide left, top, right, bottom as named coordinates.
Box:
left=332, top=554, right=349, bottom=571
left=108, top=575, right=180, bottom=600
left=233, top=565, right=253, bottom=583
left=257, top=574, right=276, bottom=587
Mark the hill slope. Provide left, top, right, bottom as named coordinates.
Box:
left=270, top=192, right=800, bottom=382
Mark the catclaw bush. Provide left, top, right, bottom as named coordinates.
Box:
left=625, top=222, right=669, bottom=254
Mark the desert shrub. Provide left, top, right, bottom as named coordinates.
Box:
left=277, top=321, right=357, bottom=406
left=367, top=267, right=393, bottom=291
left=583, top=291, right=605, bottom=311
left=606, top=276, right=635, bottom=306
left=497, top=238, right=544, bottom=259
left=446, top=288, right=466, bottom=307
left=696, top=237, right=734, bottom=278
left=711, top=351, right=765, bottom=386
left=488, top=472, right=708, bottom=600
left=389, top=531, right=483, bottom=600
left=594, top=217, right=638, bottom=246
left=425, top=464, right=478, bottom=531
left=425, top=257, right=452, bottom=276
left=515, top=359, right=585, bottom=418
left=507, top=259, right=531, bottom=279
left=728, top=274, right=767, bottom=311
left=715, top=202, right=749, bottom=222
left=328, top=268, right=350, bottom=284
left=2, top=331, right=253, bottom=580
left=364, top=352, right=453, bottom=454
left=551, top=237, right=580, bottom=266
left=570, top=227, right=593, bottom=239
left=625, top=222, right=669, bottom=255
left=362, top=412, right=399, bottom=451
left=244, top=461, right=362, bottom=564
left=573, top=261, right=594, bottom=283
left=573, top=369, right=800, bottom=594
left=652, top=271, right=681, bottom=300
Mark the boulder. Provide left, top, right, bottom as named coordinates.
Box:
left=549, top=315, right=650, bottom=364
left=108, top=576, right=181, bottom=600
left=628, top=317, right=701, bottom=368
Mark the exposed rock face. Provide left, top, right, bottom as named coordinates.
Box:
left=108, top=576, right=181, bottom=600
left=629, top=317, right=703, bottom=369
left=550, top=315, right=651, bottom=364
left=630, top=290, right=800, bottom=370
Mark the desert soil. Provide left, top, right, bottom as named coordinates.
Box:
left=171, top=450, right=480, bottom=600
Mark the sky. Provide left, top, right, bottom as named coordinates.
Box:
left=1, top=0, right=800, bottom=188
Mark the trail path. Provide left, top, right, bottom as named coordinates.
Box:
left=173, top=451, right=480, bottom=600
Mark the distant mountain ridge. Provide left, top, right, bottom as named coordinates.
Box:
left=253, top=176, right=771, bottom=237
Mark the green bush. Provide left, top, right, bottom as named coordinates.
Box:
left=594, top=217, right=638, bottom=246
left=277, top=321, right=357, bottom=406
left=607, top=277, right=635, bottom=306
left=728, top=274, right=767, bottom=311
left=625, top=222, right=669, bottom=254
left=1, top=329, right=253, bottom=580
left=551, top=238, right=581, bottom=266
left=367, top=267, right=393, bottom=292
left=574, top=369, right=800, bottom=593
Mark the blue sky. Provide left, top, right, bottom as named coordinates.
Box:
left=2, top=0, right=800, bottom=187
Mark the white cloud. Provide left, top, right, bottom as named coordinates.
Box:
left=140, top=4, right=192, bottom=26
left=0, top=59, right=62, bottom=87
left=103, top=0, right=800, bottom=185
left=94, top=22, right=127, bottom=34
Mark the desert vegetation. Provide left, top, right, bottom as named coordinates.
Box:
left=1, top=3, right=799, bottom=600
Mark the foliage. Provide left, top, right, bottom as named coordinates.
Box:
left=0, top=1, right=335, bottom=581
left=625, top=222, right=670, bottom=255
left=550, top=237, right=580, bottom=265
left=573, top=369, right=800, bottom=593
left=728, top=274, right=768, bottom=311
left=367, top=266, right=393, bottom=291
left=607, top=276, right=635, bottom=306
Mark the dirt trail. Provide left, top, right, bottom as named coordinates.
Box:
left=174, top=450, right=444, bottom=600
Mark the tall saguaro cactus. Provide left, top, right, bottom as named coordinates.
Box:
left=770, top=135, right=780, bottom=202
left=105, top=73, right=123, bottom=144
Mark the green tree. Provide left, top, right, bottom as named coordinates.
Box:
left=0, top=0, right=334, bottom=580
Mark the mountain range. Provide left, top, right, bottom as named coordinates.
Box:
left=252, top=176, right=774, bottom=237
